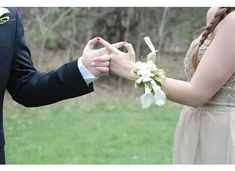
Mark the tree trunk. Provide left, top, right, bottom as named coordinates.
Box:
left=158, top=7, right=169, bottom=54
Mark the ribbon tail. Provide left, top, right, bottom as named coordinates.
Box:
left=144, top=37, right=157, bottom=63
left=144, top=37, right=155, bottom=52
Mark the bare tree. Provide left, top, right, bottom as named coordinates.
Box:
left=35, top=8, right=73, bottom=64
left=158, top=7, right=170, bottom=53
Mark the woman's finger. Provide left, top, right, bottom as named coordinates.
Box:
left=98, top=37, right=120, bottom=54
left=124, top=43, right=136, bottom=55
left=113, top=42, right=126, bottom=49
left=95, top=42, right=125, bottom=55
left=84, top=37, right=98, bottom=51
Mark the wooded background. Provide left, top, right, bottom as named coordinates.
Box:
left=19, top=7, right=208, bottom=90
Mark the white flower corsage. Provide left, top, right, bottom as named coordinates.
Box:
left=131, top=37, right=167, bottom=109
left=0, top=7, right=10, bottom=25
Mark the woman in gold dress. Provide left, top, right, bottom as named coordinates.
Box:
left=96, top=7, right=235, bottom=164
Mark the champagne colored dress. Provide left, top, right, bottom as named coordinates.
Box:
left=173, top=38, right=235, bottom=164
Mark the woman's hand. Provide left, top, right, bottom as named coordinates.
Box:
left=81, top=37, right=125, bottom=77
left=95, top=38, right=136, bottom=80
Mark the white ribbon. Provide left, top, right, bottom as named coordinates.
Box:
left=144, top=37, right=158, bottom=63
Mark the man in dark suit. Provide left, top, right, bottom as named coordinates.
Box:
left=0, top=7, right=123, bottom=164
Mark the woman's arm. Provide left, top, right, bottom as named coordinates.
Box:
left=160, top=12, right=235, bottom=107
left=97, top=12, right=235, bottom=107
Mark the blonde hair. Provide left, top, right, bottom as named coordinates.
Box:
left=192, top=7, right=235, bottom=70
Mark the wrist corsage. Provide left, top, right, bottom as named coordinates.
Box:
left=131, top=37, right=167, bottom=109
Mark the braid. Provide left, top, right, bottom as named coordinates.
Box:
left=192, top=7, right=235, bottom=71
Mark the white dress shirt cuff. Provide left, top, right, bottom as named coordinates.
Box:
left=77, top=57, right=98, bottom=85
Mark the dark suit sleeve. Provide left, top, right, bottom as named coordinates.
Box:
left=7, top=8, right=94, bottom=107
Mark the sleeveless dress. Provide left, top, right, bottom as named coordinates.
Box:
left=173, top=38, right=235, bottom=164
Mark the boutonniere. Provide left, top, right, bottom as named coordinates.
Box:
left=0, top=7, right=10, bottom=25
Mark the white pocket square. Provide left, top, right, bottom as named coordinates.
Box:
left=0, top=7, right=10, bottom=18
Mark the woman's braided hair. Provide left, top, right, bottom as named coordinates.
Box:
left=192, top=7, right=235, bottom=70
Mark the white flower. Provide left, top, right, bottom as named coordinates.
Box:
left=141, top=93, right=154, bottom=109
left=151, top=79, right=166, bottom=106
left=0, top=7, right=9, bottom=18
left=139, top=81, right=166, bottom=109
left=134, top=61, right=144, bottom=69
left=154, top=89, right=166, bottom=106
left=140, top=85, right=154, bottom=109
left=135, top=61, right=154, bottom=84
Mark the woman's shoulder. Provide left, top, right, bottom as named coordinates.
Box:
left=211, top=10, right=235, bottom=40
left=221, top=10, right=235, bottom=24
left=217, top=11, right=235, bottom=30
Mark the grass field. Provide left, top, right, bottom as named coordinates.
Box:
left=3, top=90, right=182, bottom=164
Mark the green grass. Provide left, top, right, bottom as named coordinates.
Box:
left=3, top=93, right=181, bottom=164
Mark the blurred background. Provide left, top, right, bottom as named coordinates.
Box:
left=4, top=7, right=208, bottom=164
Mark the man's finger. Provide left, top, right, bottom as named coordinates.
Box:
left=93, top=54, right=111, bottom=63
left=84, top=37, right=98, bottom=51
left=91, top=61, right=110, bottom=67
left=96, top=67, right=109, bottom=74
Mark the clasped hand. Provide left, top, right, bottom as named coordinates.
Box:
left=81, top=37, right=136, bottom=80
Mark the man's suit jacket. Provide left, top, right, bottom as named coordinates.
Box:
left=0, top=7, right=93, bottom=158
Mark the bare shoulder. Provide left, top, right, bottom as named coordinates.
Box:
left=212, top=11, right=235, bottom=40
left=219, top=11, right=235, bottom=29
left=212, top=11, right=235, bottom=60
